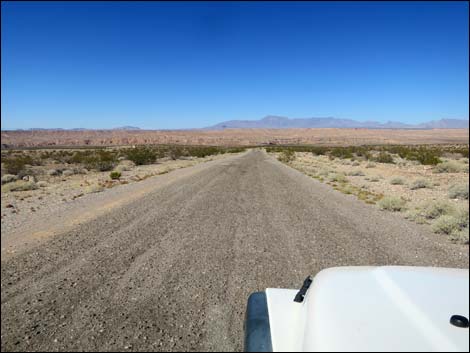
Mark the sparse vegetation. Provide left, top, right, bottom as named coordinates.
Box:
left=421, top=200, right=455, bottom=220
left=84, top=184, right=105, bottom=194
left=409, top=178, right=431, bottom=190
left=378, top=196, right=406, bottom=211
left=390, top=177, right=405, bottom=185
left=278, top=149, right=295, bottom=163
left=1, top=174, right=18, bottom=185
left=373, top=152, right=394, bottom=164
left=448, top=184, right=469, bottom=200
left=1, top=180, right=38, bottom=192
left=435, top=161, right=468, bottom=173
left=348, top=170, right=365, bottom=176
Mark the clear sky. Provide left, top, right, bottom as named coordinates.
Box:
left=1, top=1, right=469, bottom=129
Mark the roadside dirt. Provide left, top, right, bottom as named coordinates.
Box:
left=1, top=150, right=468, bottom=352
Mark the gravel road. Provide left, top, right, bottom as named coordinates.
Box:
left=1, top=149, right=468, bottom=352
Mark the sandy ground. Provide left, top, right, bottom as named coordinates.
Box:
left=1, top=150, right=468, bottom=352
left=281, top=152, right=469, bottom=242
left=2, top=128, right=468, bottom=147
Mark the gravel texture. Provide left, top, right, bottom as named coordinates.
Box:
left=1, top=149, right=468, bottom=352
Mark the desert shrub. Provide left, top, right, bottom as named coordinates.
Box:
left=404, top=209, right=427, bottom=224
left=47, top=169, right=61, bottom=176
left=450, top=228, right=469, bottom=244
left=1, top=180, right=38, bottom=192
left=390, top=177, right=405, bottom=185
left=2, top=155, right=34, bottom=175
left=435, top=161, right=468, bottom=173
left=431, top=215, right=462, bottom=235
left=348, top=170, right=365, bottom=176
left=448, top=184, right=469, bottom=200
left=278, top=150, right=295, bottom=163
left=1, top=174, right=18, bottom=184
left=124, top=147, right=157, bottom=165
left=110, top=171, right=121, bottom=180
left=409, top=178, right=431, bottom=190
left=329, top=173, right=346, bottom=183
left=378, top=196, right=406, bottom=211
left=168, top=146, right=186, bottom=160
left=373, top=152, right=394, bottom=164
left=329, top=147, right=353, bottom=160
left=422, top=200, right=455, bottom=219
left=62, top=169, right=75, bottom=177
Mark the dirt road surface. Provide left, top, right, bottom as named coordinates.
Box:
left=1, top=150, right=468, bottom=351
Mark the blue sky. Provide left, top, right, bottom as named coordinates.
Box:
left=1, top=1, right=468, bottom=129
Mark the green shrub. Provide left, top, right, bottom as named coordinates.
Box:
left=2, top=155, right=34, bottom=175
left=373, top=152, right=394, bottom=164
left=124, top=147, right=157, bottom=165
left=378, top=196, right=406, bottom=211
left=448, top=184, right=469, bottom=200
left=390, top=177, right=405, bottom=185
left=110, top=171, right=121, bottom=180
left=329, top=147, right=353, bottom=159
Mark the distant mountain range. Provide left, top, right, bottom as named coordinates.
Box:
left=9, top=126, right=142, bottom=131
left=206, top=116, right=469, bottom=130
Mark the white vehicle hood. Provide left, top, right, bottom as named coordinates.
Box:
left=266, top=266, right=469, bottom=352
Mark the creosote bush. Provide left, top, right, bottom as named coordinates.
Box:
left=110, top=171, right=121, bottom=180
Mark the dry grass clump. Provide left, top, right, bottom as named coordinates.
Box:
left=448, top=183, right=469, bottom=200
left=348, top=170, right=365, bottom=176
left=328, top=173, right=347, bottom=183
left=84, top=184, right=105, bottom=194
left=1, top=180, right=38, bottom=192
left=378, top=196, right=406, bottom=211
left=409, top=178, right=432, bottom=190
left=1, top=174, right=18, bottom=185
left=390, top=177, right=405, bottom=185
left=435, top=161, right=469, bottom=173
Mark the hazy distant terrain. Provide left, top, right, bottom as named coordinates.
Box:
left=1, top=128, right=468, bottom=148
left=206, top=116, right=469, bottom=129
